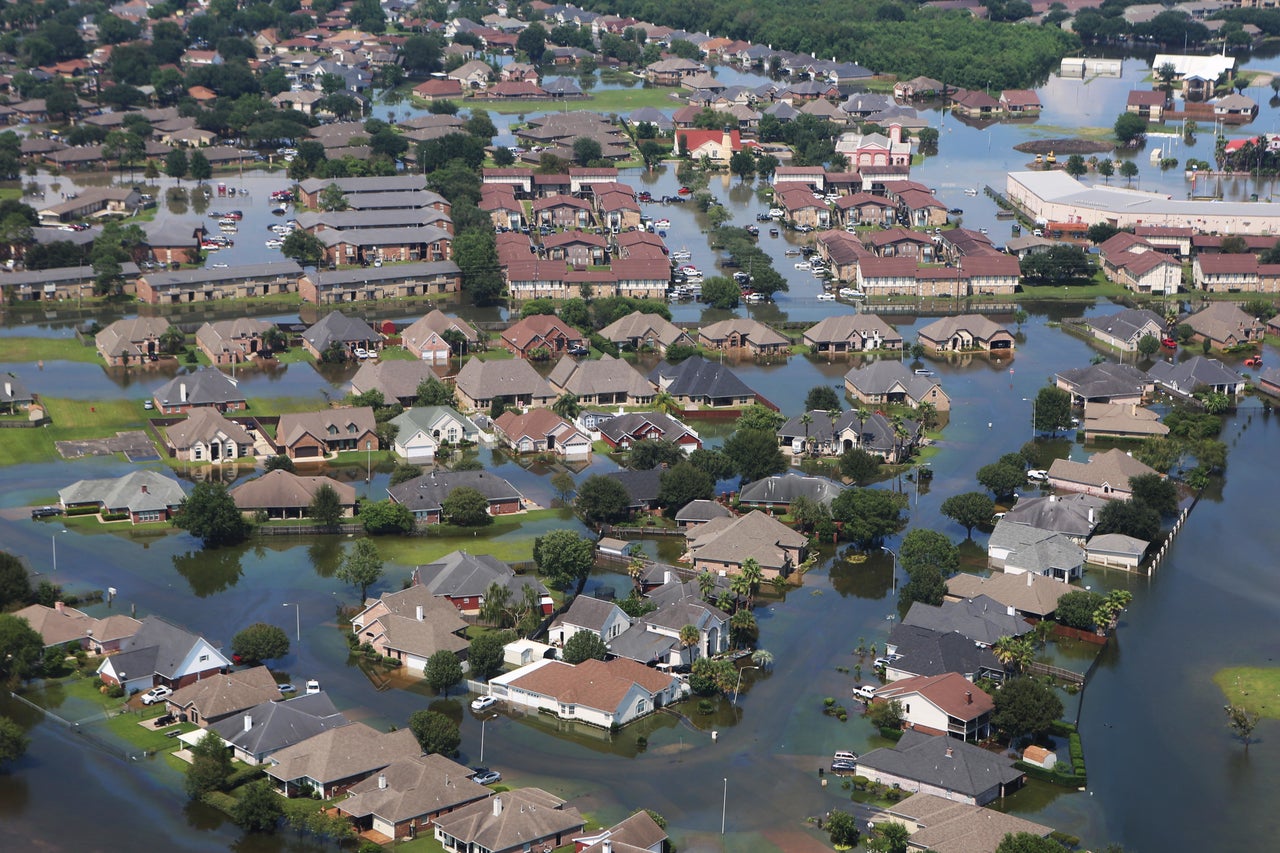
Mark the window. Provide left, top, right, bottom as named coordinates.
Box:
left=199, top=654, right=209, bottom=662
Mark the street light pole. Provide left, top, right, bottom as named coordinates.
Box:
left=721, top=777, right=728, bottom=835
left=732, top=665, right=759, bottom=705
left=282, top=602, right=299, bottom=642
left=1022, top=396, right=1036, bottom=439
left=914, top=462, right=931, bottom=507
left=881, top=545, right=898, bottom=599
left=50, top=528, right=66, bottom=585
left=366, top=439, right=373, bottom=486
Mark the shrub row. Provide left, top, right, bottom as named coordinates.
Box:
left=1068, top=732, right=1086, bottom=778
left=1015, top=760, right=1086, bottom=788
left=226, top=765, right=266, bottom=790
left=878, top=726, right=904, bottom=741
left=201, top=791, right=238, bottom=815
left=589, top=333, right=619, bottom=357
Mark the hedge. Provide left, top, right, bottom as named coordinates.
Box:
left=1015, top=760, right=1086, bottom=787
left=589, top=333, right=619, bottom=357
left=878, top=726, right=904, bottom=741
left=202, top=791, right=238, bottom=816
left=226, top=765, right=266, bottom=789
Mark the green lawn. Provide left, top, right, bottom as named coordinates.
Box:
left=0, top=336, right=100, bottom=364
left=475, top=85, right=683, bottom=114
left=273, top=347, right=316, bottom=365
left=246, top=396, right=327, bottom=415
left=372, top=508, right=570, bottom=565
left=1214, top=666, right=1280, bottom=720
left=377, top=347, right=420, bottom=362
left=2, top=397, right=151, bottom=466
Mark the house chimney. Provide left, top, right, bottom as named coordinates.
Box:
left=3, top=381, right=10, bottom=397
left=965, top=691, right=973, bottom=705
left=416, top=605, right=424, bottom=621
left=603, top=841, right=612, bottom=853
left=1088, top=508, right=1095, bottom=524
left=493, top=796, right=503, bottom=817
left=663, top=570, right=671, bottom=585
left=244, top=715, right=253, bottom=732
left=180, top=382, right=188, bottom=403
left=141, top=484, right=148, bottom=494
left=378, top=773, right=387, bottom=790
left=54, top=600, right=65, bottom=614
left=1026, top=572, right=1033, bottom=587
left=945, top=747, right=954, bottom=758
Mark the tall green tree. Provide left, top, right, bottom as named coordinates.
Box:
left=164, top=148, right=188, bottom=183
left=281, top=228, right=326, bottom=267
left=722, top=429, right=786, bottom=483
left=308, top=483, right=344, bottom=530
left=940, top=491, right=996, bottom=536
left=804, top=385, right=841, bottom=412
left=441, top=486, right=493, bottom=527
left=230, top=623, right=290, bottom=664
left=231, top=779, right=283, bottom=832
left=657, top=461, right=714, bottom=514
left=534, top=530, right=594, bottom=593
left=992, top=677, right=1064, bottom=741
left=840, top=448, right=881, bottom=486
left=184, top=731, right=232, bottom=799
left=468, top=632, right=507, bottom=680
left=826, top=810, right=860, bottom=850
left=452, top=228, right=504, bottom=305
left=189, top=150, right=211, bottom=183
left=0, top=614, right=42, bottom=683
left=977, top=462, right=1025, bottom=498
left=900, top=529, right=959, bottom=577
left=0, top=551, right=32, bottom=609
left=563, top=629, right=609, bottom=664
left=336, top=539, right=383, bottom=600
left=408, top=709, right=460, bottom=755
left=1033, top=385, right=1073, bottom=434
left=0, top=716, right=29, bottom=767
left=173, top=482, right=251, bottom=548
left=575, top=475, right=632, bottom=524
left=830, top=488, right=907, bottom=547
left=424, top=649, right=463, bottom=694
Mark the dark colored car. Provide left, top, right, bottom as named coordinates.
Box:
left=31, top=506, right=62, bottom=519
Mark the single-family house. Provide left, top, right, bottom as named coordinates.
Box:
left=447, top=59, right=494, bottom=89
left=301, top=311, right=382, bottom=359
left=571, top=811, right=669, bottom=853
left=1082, top=308, right=1166, bottom=352
left=1082, top=402, right=1170, bottom=441
left=164, top=666, right=282, bottom=727
left=488, top=658, right=681, bottom=728
left=0, top=373, right=33, bottom=414
left=917, top=315, right=1014, bottom=352
left=675, top=500, right=734, bottom=530
left=609, top=591, right=730, bottom=666
left=844, top=361, right=951, bottom=411
left=96, top=615, right=231, bottom=694
left=548, top=354, right=655, bottom=406
left=453, top=358, right=556, bottom=412
left=399, top=310, right=479, bottom=365
left=433, top=787, right=585, bottom=853
left=350, top=586, right=470, bottom=672
left=1147, top=356, right=1246, bottom=396
left=1181, top=302, right=1265, bottom=348
left=265, top=724, right=422, bottom=799
left=228, top=470, right=356, bottom=519
left=950, top=89, right=1001, bottom=119
left=59, top=470, right=186, bottom=525
left=777, top=409, right=919, bottom=462
left=13, top=601, right=140, bottom=654
left=1000, top=493, right=1106, bottom=543
left=152, top=368, right=247, bottom=415
left=987, top=519, right=1086, bottom=581
left=208, top=693, right=349, bottom=766
left=883, top=624, right=1005, bottom=684
left=547, top=595, right=632, bottom=647
left=389, top=472, right=524, bottom=524
left=95, top=316, right=172, bottom=366
left=999, top=89, right=1042, bottom=116
left=686, top=510, right=808, bottom=578
left=493, top=408, right=592, bottom=460
left=274, top=408, right=378, bottom=460
left=337, top=753, right=492, bottom=842
left=1127, top=89, right=1168, bottom=121
left=673, top=129, right=754, bottom=163
left=349, top=360, right=440, bottom=408
left=855, top=731, right=1025, bottom=807
left=647, top=357, right=760, bottom=409
left=195, top=318, right=276, bottom=365
left=698, top=318, right=789, bottom=356
left=1258, top=365, right=1280, bottom=397
left=165, top=408, right=254, bottom=462
left=881, top=793, right=1053, bottom=852
left=387, top=407, right=481, bottom=463
left=1046, top=447, right=1161, bottom=500
left=803, top=314, right=901, bottom=354
left=945, top=572, right=1073, bottom=620
left=1055, top=363, right=1154, bottom=406
left=873, top=673, right=995, bottom=741
left=902, top=596, right=1032, bottom=647
left=598, top=311, right=695, bottom=355
left=499, top=315, right=584, bottom=359
left=1085, top=532, right=1150, bottom=571
left=414, top=550, right=552, bottom=617
left=595, top=411, right=702, bottom=453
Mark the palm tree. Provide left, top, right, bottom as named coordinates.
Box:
left=552, top=392, right=581, bottom=420
left=678, top=624, right=701, bottom=661
left=827, top=409, right=840, bottom=455
left=715, top=590, right=735, bottom=613
left=916, top=401, right=937, bottom=434
left=751, top=648, right=774, bottom=669
left=799, top=412, right=813, bottom=455
left=729, top=572, right=752, bottom=609
left=769, top=575, right=789, bottom=597
left=855, top=407, right=871, bottom=450
left=992, top=635, right=1034, bottom=674
left=696, top=570, right=716, bottom=600
left=627, top=555, right=647, bottom=593
left=730, top=608, right=758, bottom=647
left=653, top=391, right=678, bottom=415
left=739, top=557, right=764, bottom=607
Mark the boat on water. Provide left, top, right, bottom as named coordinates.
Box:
left=670, top=249, right=691, bottom=261
left=265, top=239, right=283, bottom=249
left=964, top=188, right=978, bottom=196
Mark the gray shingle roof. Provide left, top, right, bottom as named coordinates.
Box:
left=1084, top=308, right=1165, bottom=344
left=153, top=368, right=246, bottom=408
left=59, top=470, right=187, bottom=515
left=1147, top=356, right=1245, bottom=394
left=989, top=520, right=1085, bottom=576
left=302, top=311, right=381, bottom=352
left=389, top=472, right=522, bottom=514
left=1055, top=363, right=1152, bottom=401
left=414, top=549, right=545, bottom=602
left=454, top=357, right=555, bottom=403
left=737, top=473, right=845, bottom=506
left=857, top=730, right=1023, bottom=799
left=675, top=499, right=733, bottom=523
left=648, top=357, right=756, bottom=403
left=0, top=372, right=32, bottom=405
left=844, top=360, right=943, bottom=402
left=902, top=595, right=1031, bottom=646
left=596, top=411, right=697, bottom=446
left=209, top=692, right=348, bottom=759
left=103, top=614, right=226, bottom=681
left=1002, top=493, right=1105, bottom=538
left=604, top=468, right=663, bottom=508
left=885, top=624, right=1003, bottom=679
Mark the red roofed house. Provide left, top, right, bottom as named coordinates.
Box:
left=489, top=657, right=682, bottom=728
left=499, top=314, right=584, bottom=358
left=483, top=80, right=548, bottom=99
left=493, top=409, right=592, bottom=460
left=1127, top=90, right=1169, bottom=121
left=1000, top=89, right=1042, bottom=116
left=873, top=672, right=995, bottom=741
left=412, top=78, right=464, bottom=101
left=950, top=89, right=1000, bottom=119
left=674, top=129, right=755, bottom=164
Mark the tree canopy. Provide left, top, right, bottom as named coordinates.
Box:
left=534, top=530, right=595, bottom=593
left=336, top=539, right=383, bottom=600
left=830, top=488, right=907, bottom=547
left=408, top=709, right=460, bottom=755
left=230, top=623, right=290, bottom=664
left=424, top=648, right=464, bottom=694
left=173, top=482, right=251, bottom=548
left=441, top=486, right=493, bottom=527
left=940, top=491, right=996, bottom=536
left=992, top=677, right=1065, bottom=741
left=575, top=475, right=632, bottom=524
left=563, top=629, right=609, bottom=664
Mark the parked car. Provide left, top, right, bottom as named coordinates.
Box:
left=305, top=679, right=321, bottom=694
left=816, top=292, right=836, bottom=302
left=567, top=344, right=589, bottom=357
left=471, top=695, right=498, bottom=712
left=913, top=368, right=934, bottom=377
left=140, top=686, right=172, bottom=705
left=471, top=768, right=502, bottom=785
left=1027, top=469, right=1049, bottom=481
left=31, top=506, right=62, bottom=519
left=853, top=684, right=878, bottom=700
left=143, top=400, right=154, bottom=410
left=1162, top=338, right=1178, bottom=349
left=830, top=760, right=857, bottom=773
left=277, top=683, right=296, bottom=694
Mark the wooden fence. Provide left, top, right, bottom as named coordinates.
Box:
left=256, top=523, right=362, bottom=536
left=1025, top=660, right=1086, bottom=686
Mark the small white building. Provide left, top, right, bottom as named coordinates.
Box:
left=488, top=657, right=681, bottom=728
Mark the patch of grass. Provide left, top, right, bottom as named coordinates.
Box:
left=372, top=508, right=572, bottom=565
left=272, top=347, right=315, bottom=365
left=1214, top=666, right=1280, bottom=720
left=246, top=396, right=327, bottom=415
left=0, top=336, right=99, bottom=364
left=2, top=396, right=151, bottom=465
